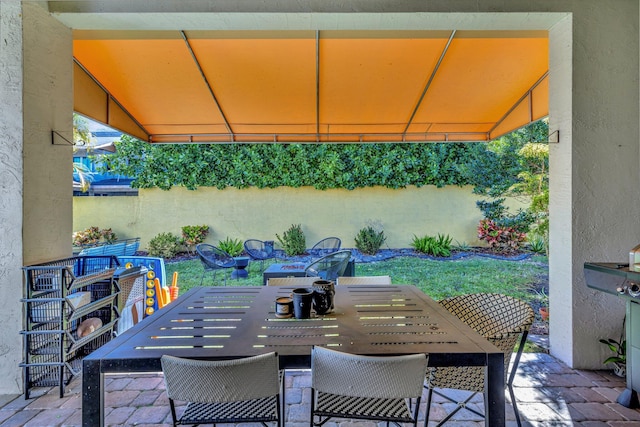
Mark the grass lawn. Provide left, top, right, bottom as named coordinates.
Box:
left=165, top=253, right=549, bottom=352
left=166, top=254, right=548, bottom=308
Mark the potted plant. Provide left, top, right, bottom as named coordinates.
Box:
left=539, top=306, right=549, bottom=321
left=599, top=337, right=626, bottom=377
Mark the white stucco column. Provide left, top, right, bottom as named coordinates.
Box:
left=0, top=2, right=73, bottom=394
left=548, top=2, right=640, bottom=369
left=0, top=0, right=25, bottom=394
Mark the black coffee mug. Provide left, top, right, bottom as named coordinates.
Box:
left=292, top=288, right=313, bottom=319
left=312, top=280, right=335, bottom=314
left=312, top=288, right=332, bottom=315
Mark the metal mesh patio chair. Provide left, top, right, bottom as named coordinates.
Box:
left=308, top=237, right=341, bottom=257
left=424, top=293, right=535, bottom=427
left=310, top=346, right=427, bottom=427
left=304, top=250, right=351, bottom=281
left=195, top=243, right=236, bottom=285
left=161, top=352, right=283, bottom=427
left=244, top=239, right=276, bottom=273
left=336, top=275, right=392, bottom=285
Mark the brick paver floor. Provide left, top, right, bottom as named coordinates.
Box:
left=2, top=351, right=640, bottom=426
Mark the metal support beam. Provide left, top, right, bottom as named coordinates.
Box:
left=489, top=71, right=549, bottom=138
left=316, top=30, right=320, bottom=142
left=403, top=30, right=456, bottom=136
left=181, top=30, right=234, bottom=139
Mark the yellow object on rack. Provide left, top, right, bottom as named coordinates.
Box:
left=170, top=272, right=179, bottom=301
left=154, top=278, right=165, bottom=308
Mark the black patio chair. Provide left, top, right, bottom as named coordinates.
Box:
left=304, top=250, right=351, bottom=281
left=195, top=243, right=236, bottom=285
left=243, top=239, right=276, bottom=273
left=308, top=237, right=341, bottom=257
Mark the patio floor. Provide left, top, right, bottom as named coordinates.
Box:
left=1, top=342, right=640, bottom=427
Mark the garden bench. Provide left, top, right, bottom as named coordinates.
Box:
left=78, top=237, right=140, bottom=257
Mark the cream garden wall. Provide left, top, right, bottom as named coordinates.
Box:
left=73, top=185, right=527, bottom=250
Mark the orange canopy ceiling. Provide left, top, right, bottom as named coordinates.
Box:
left=73, top=30, right=548, bottom=144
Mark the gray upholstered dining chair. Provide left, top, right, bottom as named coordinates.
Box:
left=424, top=293, right=535, bottom=427
left=336, top=275, right=392, bottom=285
left=266, top=276, right=319, bottom=287
left=161, top=352, right=283, bottom=427
left=310, top=346, right=427, bottom=427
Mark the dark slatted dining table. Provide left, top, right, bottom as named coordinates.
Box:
left=82, top=285, right=505, bottom=426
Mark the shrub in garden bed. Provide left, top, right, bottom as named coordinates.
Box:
left=276, top=224, right=306, bottom=256
left=148, top=232, right=182, bottom=258
left=411, top=234, right=453, bottom=257
left=354, top=226, right=386, bottom=255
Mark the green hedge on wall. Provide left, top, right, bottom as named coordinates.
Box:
left=99, top=120, right=548, bottom=192
left=102, top=139, right=493, bottom=190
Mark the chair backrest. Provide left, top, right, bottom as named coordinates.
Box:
left=196, top=243, right=235, bottom=269
left=337, top=275, right=391, bottom=285
left=244, top=239, right=275, bottom=260
left=124, top=239, right=140, bottom=256
left=309, top=237, right=341, bottom=256
left=439, top=293, right=535, bottom=376
left=161, top=352, right=280, bottom=403
left=267, top=276, right=319, bottom=287
left=311, top=346, right=427, bottom=399
left=305, top=250, right=351, bottom=280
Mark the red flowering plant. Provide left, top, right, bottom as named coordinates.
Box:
left=477, top=219, right=527, bottom=253
left=181, top=225, right=210, bottom=254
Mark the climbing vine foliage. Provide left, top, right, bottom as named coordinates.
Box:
left=101, top=138, right=480, bottom=190
left=99, top=120, right=548, bottom=192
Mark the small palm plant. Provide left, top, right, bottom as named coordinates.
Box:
left=73, top=114, right=95, bottom=192
left=218, top=237, right=243, bottom=257
left=73, top=161, right=95, bottom=192
left=599, top=337, right=626, bottom=377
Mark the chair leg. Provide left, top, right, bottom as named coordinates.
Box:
left=168, top=399, right=178, bottom=427
left=211, top=270, right=220, bottom=286
left=508, top=331, right=529, bottom=427
left=509, top=383, right=522, bottom=427
left=280, top=370, right=286, bottom=427
left=424, top=386, right=433, bottom=427
left=309, top=388, right=314, bottom=427
left=199, top=269, right=205, bottom=286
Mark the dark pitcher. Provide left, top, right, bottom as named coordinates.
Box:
left=312, top=280, right=335, bottom=315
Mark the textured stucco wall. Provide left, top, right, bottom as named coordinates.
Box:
left=73, top=186, right=518, bottom=249
left=0, top=0, right=26, bottom=395
left=22, top=3, right=74, bottom=265
left=549, top=2, right=640, bottom=369
left=1, top=1, right=636, bottom=390
left=0, top=2, right=74, bottom=395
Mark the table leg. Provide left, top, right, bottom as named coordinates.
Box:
left=484, top=352, right=505, bottom=427
left=82, top=358, right=104, bottom=427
